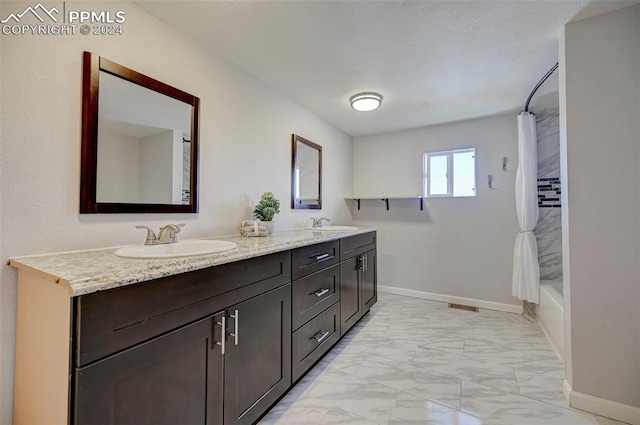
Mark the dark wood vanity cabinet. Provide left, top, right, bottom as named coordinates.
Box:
left=72, top=252, right=291, bottom=425
left=339, top=233, right=377, bottom=336
left=362, top=250, right=377, bottom=312
left=288, top=231, right=378, bottom=381
left=13, top=231, right=376, bottom=425
left=291, top=240, right=341, bottom=382
left=224, top=284, right=291, bottom=425
left=76, top=284, right=291, bottom=425
left=75, top=313, right=225, bottom=425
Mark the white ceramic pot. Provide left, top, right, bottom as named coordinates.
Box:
left=260, top=220, right=275, bottom=235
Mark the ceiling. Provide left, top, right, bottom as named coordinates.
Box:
left=135, top=0, right=635, bottom=138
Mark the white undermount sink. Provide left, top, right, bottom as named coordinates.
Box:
left=311, top=225, right=358, bottom=232
left=115, top=239, right=238, bottom=259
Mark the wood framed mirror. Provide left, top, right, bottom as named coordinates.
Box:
left=80, top=51, right=199, bottom=213
left=291, top=134, right=322, bottom=210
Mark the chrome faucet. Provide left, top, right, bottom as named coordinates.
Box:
left=135, top=225, right=158, bottom=245
left=310, top=217, right=331, bottom=228
left=158, top=224, right=184, bottom=244
left=135, top=224, right=185, bottom=245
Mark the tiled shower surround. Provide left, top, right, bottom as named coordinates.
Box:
left=535, top=108, right=563, bottom=282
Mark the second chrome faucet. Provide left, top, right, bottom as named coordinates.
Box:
left=310, top=217, right=330, bottom=228
left=135, top=224, right=185, bottom=245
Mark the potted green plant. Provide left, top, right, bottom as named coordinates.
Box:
left=253, top=192, right=281, bottom=235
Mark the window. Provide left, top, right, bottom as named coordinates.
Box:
left=423, top=148, right=476, bottom=197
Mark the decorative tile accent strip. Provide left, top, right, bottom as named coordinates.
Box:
left=538, top=177, right=561, bottom=208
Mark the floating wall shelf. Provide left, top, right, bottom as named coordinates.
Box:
left=346, top=196, right=424, bottom=211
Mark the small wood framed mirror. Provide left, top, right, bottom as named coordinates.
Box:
left=291, top=134, right=322, bottom=210
left=80, top=51, right=200, bottom=213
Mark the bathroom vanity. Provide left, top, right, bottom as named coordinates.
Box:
left=9, top=228, right=376, bottom=425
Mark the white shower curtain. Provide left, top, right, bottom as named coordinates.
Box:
left=512, top=112, right=540, bottom=304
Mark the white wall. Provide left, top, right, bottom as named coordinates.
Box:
left=171, top=130, right=183, bottom=204
left=139, top=130, right=178, bottom=204
left=561, top=4, right=640, bottom=416
left=96, top=129, right=141, bottom=202
left=352, top=114, right=521, bottom=310
left=0, top=1, right=353, bottom=422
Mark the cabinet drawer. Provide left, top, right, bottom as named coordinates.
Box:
left=340, top=232, right=376, bottom=260
left=292, top=302, right=340, bottom=382
left=292, top=265, right=340, bottom=330
left=75, top=251, right=291, bottom=367
left=291, top=240, right=339, bottom=280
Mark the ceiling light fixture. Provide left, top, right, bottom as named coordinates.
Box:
left=350, top=92, right=383, bottom=112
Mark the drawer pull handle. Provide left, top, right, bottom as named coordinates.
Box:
left=314, top=253, right=330, bottom=261
left=230, top=309, right=239, bottom=346
left=314, top=288, right=330, bottom=297
left=358, top=254, right=369, bottom=271
left=215, top=316, right=226, bottom=355
left=312, top=330, right=330, bottom=344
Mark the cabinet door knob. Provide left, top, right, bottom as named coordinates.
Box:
left=215, top=316, right=226, bottom=354
left=314, top=253, right=330, bottom=261
left=229, top=309, right=239, bottom=346
left=314, top=288, right=330, bottom=297
left=311, top=330, right=330, bottom=344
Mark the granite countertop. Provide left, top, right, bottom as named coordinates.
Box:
left=8, top=227, right=376, bottom=297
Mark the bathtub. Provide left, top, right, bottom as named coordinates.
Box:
left=537, top=280, right=564, bottom=362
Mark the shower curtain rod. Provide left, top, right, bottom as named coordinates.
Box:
left=523, top=62, right=559, bottom=113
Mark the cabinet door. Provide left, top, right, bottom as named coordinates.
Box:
left=340, top=255, right=363, bottom=336
left=224, top=284, right=292, bottom=425
left=362, top=249, right=377, bottom=313
left=75, top=313, right=224, bottom=425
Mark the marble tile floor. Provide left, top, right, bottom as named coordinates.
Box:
left=259, top=293, right=629, bottom=425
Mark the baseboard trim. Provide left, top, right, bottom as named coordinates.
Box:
left=378, top=285, right=523, bottom=314
left=536, top=315, right=564, bottom=364
left=563, top=379, right=640, bottom=425
left=562, top=379, right=572, bottom=405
